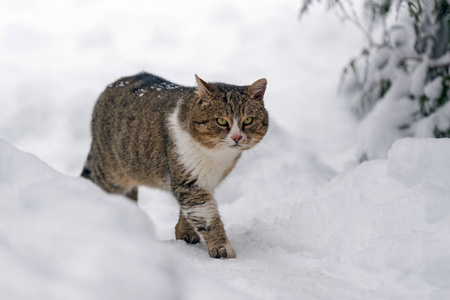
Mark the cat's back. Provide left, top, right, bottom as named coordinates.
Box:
left=92, top=72, right=193, bottom=135
left=95, top=72, right=189, bottom=114
left=89, top=72, right=193, bottom=189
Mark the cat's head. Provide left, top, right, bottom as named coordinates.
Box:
left=185, top=75, right=269, bottom=151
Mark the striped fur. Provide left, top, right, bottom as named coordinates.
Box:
left=81, top=72, right=268, bottom=258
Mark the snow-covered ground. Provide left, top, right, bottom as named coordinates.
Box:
left=1, top=1, right=449, bottom=299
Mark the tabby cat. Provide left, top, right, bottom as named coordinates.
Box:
left=81, top=72, right=269, bottom=258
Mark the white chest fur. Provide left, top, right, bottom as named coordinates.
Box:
left=168, top=109, right=240, bottom=191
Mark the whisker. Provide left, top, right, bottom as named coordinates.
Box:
left=256, top=141, right=277, bottom=158
left=250, top=148, right=265, bottom=179
left=247, top=141, right=273, bottom=162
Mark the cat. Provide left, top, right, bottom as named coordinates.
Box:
left=81, top=72, right=269, bottom=258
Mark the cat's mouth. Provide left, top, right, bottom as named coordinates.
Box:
left=229, top=143, right=249, bottom=150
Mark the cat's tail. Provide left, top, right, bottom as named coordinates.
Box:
left=80, top=151, right=138, bottom=201
left=80, top=152, right=94, bottom=179
left=80, top=151, right=120, bottom=194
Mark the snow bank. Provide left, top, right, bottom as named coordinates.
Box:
left=2, top=128, right=449, bottom=300
left=0, top=140, right=244, bottom=300
left=388, top=138, right=450, bottom=189
left=269, top=138, right=450, bottom=298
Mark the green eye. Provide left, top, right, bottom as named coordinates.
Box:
left=216, top=118, right=228, bottom=126
left=243, top=117, right=253, bottom=126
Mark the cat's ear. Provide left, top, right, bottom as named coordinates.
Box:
left=247, top=78, right=267, bottom=101
left=195, top=74, right=212, bottom=98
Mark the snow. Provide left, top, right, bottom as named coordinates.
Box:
left=358, top=93, right=418, bottom=159
left=1, top=0, right=450, bottom=299
left=339, top=2, right=450, bottom=160
left=0, top=140, right=246, bottom=300
left=415, top=100, right=450, bottom=138
left=410, top=56, right=429, bottom=98
left=387, top=138, right=450, bottom=189
left=424, top=76, right=443, bottom=100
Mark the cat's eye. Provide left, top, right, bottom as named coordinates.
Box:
left=216, top=118, right=228, bottom=126
left=243, top=117, right=253, bottom=126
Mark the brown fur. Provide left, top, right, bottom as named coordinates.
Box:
left=81, top=72, right=269, bottom=258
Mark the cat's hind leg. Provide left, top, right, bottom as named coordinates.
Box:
left=175, top=210, right=201, bottom=244
left=124, top=187, right=138, bottom=202
left=81, top=152, right=136, bottom=201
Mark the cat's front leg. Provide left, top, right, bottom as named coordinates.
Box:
left=175, top=210, right=201, bottom=244
left=173, top=187, right=236, bottom=258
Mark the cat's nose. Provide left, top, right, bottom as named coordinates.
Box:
left=231, top=135, right=242, bottom=143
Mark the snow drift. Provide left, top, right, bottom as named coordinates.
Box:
left=0, top=139, right=244, bottom=300
left=1, top=131, right=450, bottom=299
left=267, top=138, right=450, bottom=299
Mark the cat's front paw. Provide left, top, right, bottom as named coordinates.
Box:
left=209, top=243, right=236, bottom=259
left=176, top=228, right=201, bottom=244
